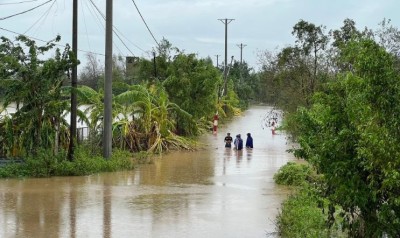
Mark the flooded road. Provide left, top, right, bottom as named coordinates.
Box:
left=0, top=106, right=296, bottom=238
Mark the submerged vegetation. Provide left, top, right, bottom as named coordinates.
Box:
left=0, top=147, right=140, bottom=178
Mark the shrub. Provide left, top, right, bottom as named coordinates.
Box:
left=24, top=149, right=65, bottom=177
left=0, top=146, right=139, bottom=178
left=53, top=147, right=135, bottom=176
left=276, top=187, right=345, bottom=238
left=0, top=162, right=28, bottom=178
left=273, top=161, right=312, bottom=186
left=277, top=188, right=328, bottom=237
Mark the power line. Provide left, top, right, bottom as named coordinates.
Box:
left=0, top=26, right=105, bottom=56
left=0, top=0, right=40, bottom=6
left=87, top=0, right=146, bottom=53
left=85, top=0, right=125, bottom=56
left=1, top=1, right=150, bottom=58
left=113, top=26, right=146, bottom=53
left=0, top=0, right=54, bottom=21
left=80, top=0, right=92, bottom=52
left=130, top=0, right=160, bottom=48
left=84, top=0, right=106, bottom=35
left=23, top=0, right=57, bottom=35
left=87, top=0, right=140, bottom=55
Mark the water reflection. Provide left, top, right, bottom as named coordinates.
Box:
left=69, top=183, right=76, bottom=238
left=0, top=106, right=296, bottom=238
left=246, top=148, right=253, bottom=160
left=222, top=148, right=231, bottom=175
left=103, top=184, right=111, bottom=238
left=235, top=149, right=243, bottom=166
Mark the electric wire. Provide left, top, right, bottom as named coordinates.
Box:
left=113, top=29, right=136, bottom=56
left=113, top=26, right=146, bottom=53
left=23, top=0, right=57, bottom=35
left=0, top=0, right=54, bottom=21
left=0, top=0, right=40, bottom=6
left=83, top=0, right=122, bottom=56
left=84, top=0, right=105, bottom=34
left=1, top=0, right=150, bottom=58
left=87, top=0, right=134, bottom=55
left=84, top=0, right=147, bottom=54
left=80, top=0, right=92, bottom=52
left=0, top=26, right=105, bottom=56
left=86, top=0, right=126, bottom=56
left=130, top=0, right=160, bottom=47
left=87, top=0, right=141, bottom=55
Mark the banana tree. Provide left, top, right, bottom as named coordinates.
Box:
left=115, top=84, right=194, bottom=153
left=0, top=35, right=77, bottom=156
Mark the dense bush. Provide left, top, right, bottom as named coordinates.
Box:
left=273, top=161, right=312, bottom=186
left=277, top=187, right=344, bottom=238
left=0, top=147, right=143, bottom=178
left=274, top=162, right=344, bottom=237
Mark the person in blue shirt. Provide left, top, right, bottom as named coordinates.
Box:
left=246, top=133, right=253, bottom=148
left=234, top=134, right=243, bottom=150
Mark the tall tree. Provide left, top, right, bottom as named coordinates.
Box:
left=228, top=61, right=257, bottom=108
left=79, top=53, right=103, bottom=90
left=292, top=38, right=400, bottom=237
left=292, top=19, right=329, bottom=97
left=163, top=53, right=222, bottom=135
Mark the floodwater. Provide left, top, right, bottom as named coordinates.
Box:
left=0, top=106, right=297, bottom=238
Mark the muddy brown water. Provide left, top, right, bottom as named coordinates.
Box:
left=0, top=106, right=297, bottom=238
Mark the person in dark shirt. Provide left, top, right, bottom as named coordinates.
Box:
left=246, top=133, right=253, bottom=148
left=224, top=133, right=233, bottom=148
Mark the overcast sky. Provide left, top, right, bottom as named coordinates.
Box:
left=0, top=0, right=399, bottom=71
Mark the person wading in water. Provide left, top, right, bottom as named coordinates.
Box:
left=234, top=134, right=243, bottom=150
left=246, top=133, right=253, bottom=148
left=224, top=133, right=233, bottom=148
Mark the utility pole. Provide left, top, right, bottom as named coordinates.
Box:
left=103, top=0, right=113, bottom=159
left=218, top=18, right=234, bottom=96
left=68, top=0, right=78, bottom=161
left=237, top=43, right=247, bottom=64
left=215, top=54, right=220, bottom=68
left=152, top=51, right=157, bottom=79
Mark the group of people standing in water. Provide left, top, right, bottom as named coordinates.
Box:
left=224, top=132, right=253, bottom=150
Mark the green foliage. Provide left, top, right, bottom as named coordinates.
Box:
left=292, top=39, right=400, bottom=236
left=0, top=147, right=135, bottom=178
left=258, top=18, right=400, bottom=237
left=164, top=54, right=220, bottom=117
left=0, top=162, right=29, bottom=178
left=292, top=19, right=328, bottom=56
left=277, top=187, right=344, bottom=238
left=274, top=162, right=312, bottom=186
left=227, top=61, right=258, bottom=109
left=0, top=35, right=76, bottom=157
left=112, top=83, right=195, bottom=152
left=163, top=54, right=222, bottom=135
left=24, top=149, right=66, bottom=177
left=274, top=163, right=344, bottom=237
